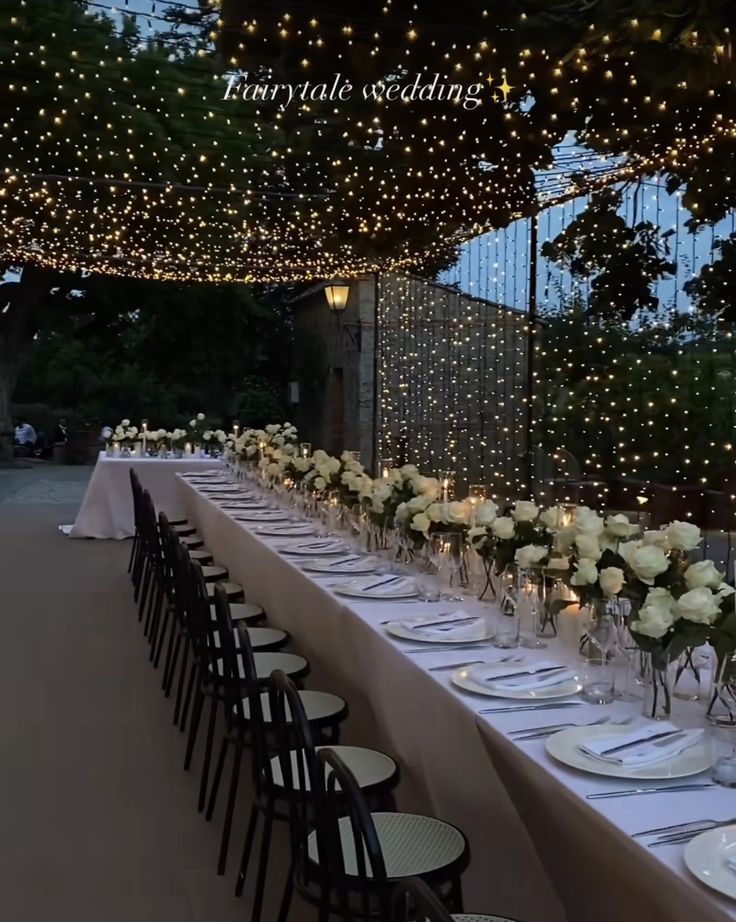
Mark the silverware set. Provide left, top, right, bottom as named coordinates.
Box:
left=632, top=815, right=736, bottom=848
left=508, top=716, right=632, bottom=742
left=587, top=783, right=716, bottom=801
left=427, top=655, right=523, bottom=672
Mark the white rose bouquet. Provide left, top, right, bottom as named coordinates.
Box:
left=109, top=419, right=140, bottom=448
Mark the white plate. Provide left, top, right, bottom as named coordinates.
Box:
left=234, top=511, right=290, bottom=522
left=279, top=542, right=347, bottom=557
left=387, top=619, right=493, bottom=644
left=302, top=557, right=378, bottom=575
left=545, top=725, right=715, bottom=780
left=452, top=662, right=580, bottom=698
left=685, top=826, right=736, bottom=900
left=332, top=578, right=419, bottom=600
left=256, top=525, right=316, bottom=538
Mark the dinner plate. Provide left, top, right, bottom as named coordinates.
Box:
left=278, top=541, right=348, bottom=557
left=452, top=661, right=580, bottom=698
left=233, top=510, right=291, bottom=522
left=332, top=577, right=419, bottom=600
left=685, top=826, right=736, bottom=900
left=386, top=618, right=493, bottom=644
left=545, top=725, right=714, bottom=780
left=256, top=524, right=316, bottom=538
left=302, top=557, right=378, bottom=575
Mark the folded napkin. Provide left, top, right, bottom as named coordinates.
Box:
left=328, top=556, right=376, bottom=572
left=578, top=722, right=704, bottom=767
left=397, top=609, right=486, bottom=641
left=281, top=539, right=343, bottom=553
left=468, top=660, right=573, bottom=693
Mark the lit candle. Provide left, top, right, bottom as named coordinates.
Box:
left=232, top=419, right=240, bottom=438
left=300, top=442, right=312, bottom=459
left=184, top=442, right=192, bottom=457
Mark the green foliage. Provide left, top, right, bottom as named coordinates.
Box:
left=540, top=189, right=675, bottom=322
left=684, top=233, right=736, bottom=320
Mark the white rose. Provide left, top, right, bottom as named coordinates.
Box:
left=313, top=476, right=327, bottom=491
left=599, top=566, right=625, bottom=597
left=468, top=526, right=488, bottom=548
left=371, top=497, right=385, bottom=514
left=426, top=503, right=445, bottom=523
left=514, top=544, right=547, bottom=569
left=395, top=502, right=410, bottom=523
left=554, top=526, right=576, bottom=554
left=265, top=423, right=279, bottom=434
left=373, top=482, right=393, bottom=503
left=642, top=530, right=669, bottom=549
left=605, top=514, right=638, bottom=538
left=570, top=558, right=598, bottom=586
left=575, top=533, right=602, bottom=561
left=407, top=494, right=432, bottom=513
left=411, top=513, right=431, bottom=535
left=412, top=475, right=440, bottom=500
left=540, top=506, right=564, bottom=531
left=254, top=429, right=266, bottom=441
left=446, top=501, right=471, bottom=525
left=619, top=540, right=670, bottom=584
left=631, top=587, right=675, bottom=639
left=574, top=507, right=605, bottom=536
left=196, top=412, right=205, bottom=421
left=546, top=556, right=569, bottom=571
left=492, top=516, right=515, bottom=540
left=189, top=419, right=196, bottom=428
left=294, top=457, right=311, bottom=472
left=203, top=431, right=212, bottom=441
left=266, top=462, right=281, bottom=477
left=716, top=583, right=736, bottom=603
left=684, top=560, right=724, bottom=590
left=512, top=501, right=539, bottom=522
left=121, top=419, right=130, bottom=427
left=313, top=449, right=329, bottom=464
left=475, top=500, right=498, bottom=526
left=128, top=426, right=138, bottom=437
left=246, top=445, right=258, bottom=458
left=664, top=520, right=702, bottom=552
left=400, top=464, right=419, bottom=478
left=673, top=587, right=720, bottom=625
left=217, top=431, right=227, bottom=444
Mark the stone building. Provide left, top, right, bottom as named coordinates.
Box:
left=290, top=274, right=530, bottom=497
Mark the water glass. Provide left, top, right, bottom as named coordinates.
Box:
left=493, top=566, right=521, bottom=649
left=581, top=611, right=616, bottom=704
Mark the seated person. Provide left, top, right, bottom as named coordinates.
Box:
left=14, top=418, right=37, bottom=447
left=52, top=418, right=68, bottom=444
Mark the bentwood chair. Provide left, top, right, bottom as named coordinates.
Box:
left=183, top=565, right=310, bottom=814
left=391, top=878, right=519, bottom=922
left=268, top=670, right=399, bottom=922
left=294, top=749, right=469, bottom=921
left=207, top=586, right=349, bottom=892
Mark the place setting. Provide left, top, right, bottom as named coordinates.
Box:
left=300, top=554, right=379, bottom=576
left=329, top=573, right=419, bottom=601
left=452, top=658, right=582, bottom=700
left=276, top=537, right=349, bottom=557
left=384, top=609, right=493, bottom=643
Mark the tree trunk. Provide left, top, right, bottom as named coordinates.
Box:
left=0, top=264, right=54, bottom=461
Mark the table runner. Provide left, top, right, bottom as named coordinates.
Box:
left=69, top=452, right=224, bottom=539
left=181, top=476, right=735, bottom=922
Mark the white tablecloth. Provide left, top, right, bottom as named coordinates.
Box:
left=181, top=477, right=735, bottom=922
left=69, top=453, right=224, bottom=539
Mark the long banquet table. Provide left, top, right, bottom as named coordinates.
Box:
left=70, top=452, right=224, bottom=539
left=180, top=475, right=736, bottom=922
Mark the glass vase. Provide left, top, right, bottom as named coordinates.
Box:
left=641, top=650, right=673, bottom=720
left=672, top=645, right=709, bottom=702
left=492, top=565, right=521, bottom=649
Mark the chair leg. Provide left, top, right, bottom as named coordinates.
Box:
left=183, top=685, right=204, bottom=771
left=153, top=604, right=171, bottom=668
left=250, top=800, right=274, bottom=922
left=276, top=864, right=294, bottom=922
left=235, top=805, right=259, bottom=897
left=197, top=694, right=219, bottom=812
left=161, top=620, right=179, bottom=688
left=172, top=638, right=190, bottom=722
left=146, top=582, right=163, bottom=651
left=206, top=736, right=228, bottom=821
left=215, top=738, right=243, bottom=875
left=127, top=533, right=138, bottom=574
left=318, top=881, right=331, bottom=922
left=179, top=658, right=197, bottom=732
left=138, top=560, right=152, bottom=620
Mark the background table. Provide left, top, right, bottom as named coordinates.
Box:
left=69, top=453, right=223, bottom=539
left=181, top=477, right=736, bottom=922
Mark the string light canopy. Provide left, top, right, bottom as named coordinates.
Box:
left=3, top=0, right=736, bottom=283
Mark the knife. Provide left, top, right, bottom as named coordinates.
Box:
left=406, top=616, right=478, bottom=630
left=362, top=575, right=406, bottom=592
left=600, top=729, right=683, bottom=757
left=587, top=783, right=716, bottom=800
left=481, top=665, right=568, bottom=683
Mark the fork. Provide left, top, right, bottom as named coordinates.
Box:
left=510, top=716, right=631, bottom=741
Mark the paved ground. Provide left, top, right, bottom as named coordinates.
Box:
left=0, top=464, right=294, bottom=922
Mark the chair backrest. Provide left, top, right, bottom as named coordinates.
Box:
left=169, top=535, right=193, bottom=629
left=268, top=669, right=318, bottom=881
left=187, top=560, right=219, bottom=670
left=212, top=584, right=272, bottom=800
left=390, top=878, right=454, bottom=922
left=313, top=748, right=388, bottom=919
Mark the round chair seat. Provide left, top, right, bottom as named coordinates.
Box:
left=244, top=626, right=288, bottom=650
left=242, top=690, right=346, bottom=727
left=188, top=548, right=214, bottom=564
left=170, top=517, right=188, bottom=526
left=209, top=601, right=264, bottom=623
left=172, top=524, right=197, bottom=537
left=180, top=535, right=204, bottom=549
left=201, top=564, right=229, bottom=582
left=216, top=651, right=308, bottom=682
left=205, top=580, right=243, bottom=600
left=270, top=745, right=396, bottom=793
left=307, top=812, right=467, bottom=879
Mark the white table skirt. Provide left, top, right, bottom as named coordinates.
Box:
left=70, top=453, right=224, bottom=539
